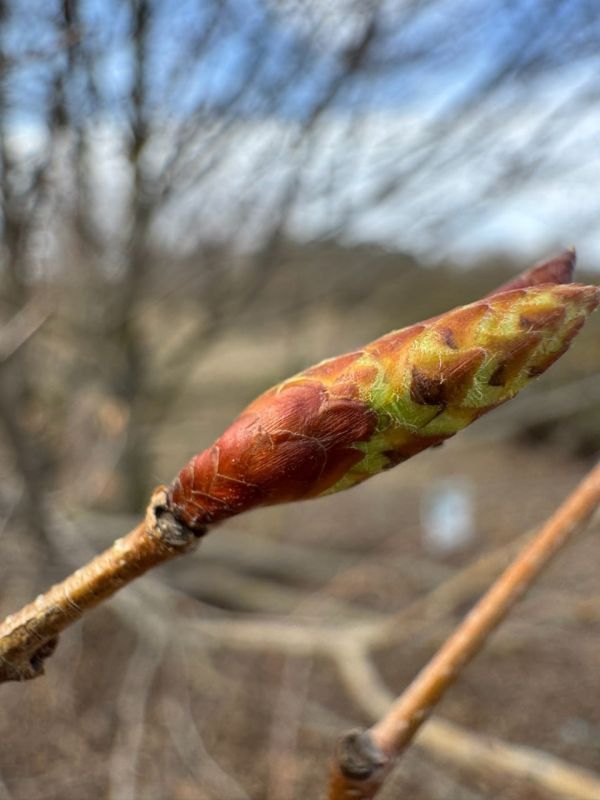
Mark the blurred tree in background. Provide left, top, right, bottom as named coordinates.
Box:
left=1, top=0, right=600, bottom=530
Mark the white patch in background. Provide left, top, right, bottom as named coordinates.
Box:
left=421, top=476, right=476, bottom=557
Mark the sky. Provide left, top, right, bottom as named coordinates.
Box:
left=2, top=0, right=600, bottom=267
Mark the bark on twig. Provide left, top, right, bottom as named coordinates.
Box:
left=329, top=642, right=600, bottom=800
left=0, top=486, right=200, bottom=683
left=327, top=460, right=600, bottom=800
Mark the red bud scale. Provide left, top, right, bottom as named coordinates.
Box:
left=169, top=251, right=599, bottom=533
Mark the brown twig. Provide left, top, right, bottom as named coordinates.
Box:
left=0, top=486, right=200, bottom=683
left=327, top=460, right=600, bottom=800
left=329, top=642, right=600, bottom=800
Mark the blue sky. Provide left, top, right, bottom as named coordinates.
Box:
left=2, top=0, right=600, bottom=266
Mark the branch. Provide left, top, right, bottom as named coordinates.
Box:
left=418, top=718, right=600, bottom=800
left=332, top=643, right=600, bottom=800
left=0, top=487, right=199, bottom=682
left=363, top=525, right=534, bottom=650
left=327, top=460, right=600, bottom=799
left=0, top=301, right=52, bottom=364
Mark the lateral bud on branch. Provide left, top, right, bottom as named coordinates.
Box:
left=147, top=485, right=205, bottom=550
left=326, top=729, right=389, bottom=800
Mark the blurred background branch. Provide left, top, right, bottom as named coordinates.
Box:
left=1, top=1, right=600, bottom=798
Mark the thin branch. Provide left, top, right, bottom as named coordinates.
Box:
left=266, top=655, right=315, bottom=800
left=333, top=643, right=600, bottom=800
left=418, top=718, right=600, bottom=800
left=327, top=460, right=600, bottom=799
left=108, top=631, right=168, bottom=800
left=0, top=301, right=52, bottom=364
left=363, top=525, right=535, bottom=650
left=0, top=487, right=199, bottom=682
left=161, top=645, right=251, bottom=800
